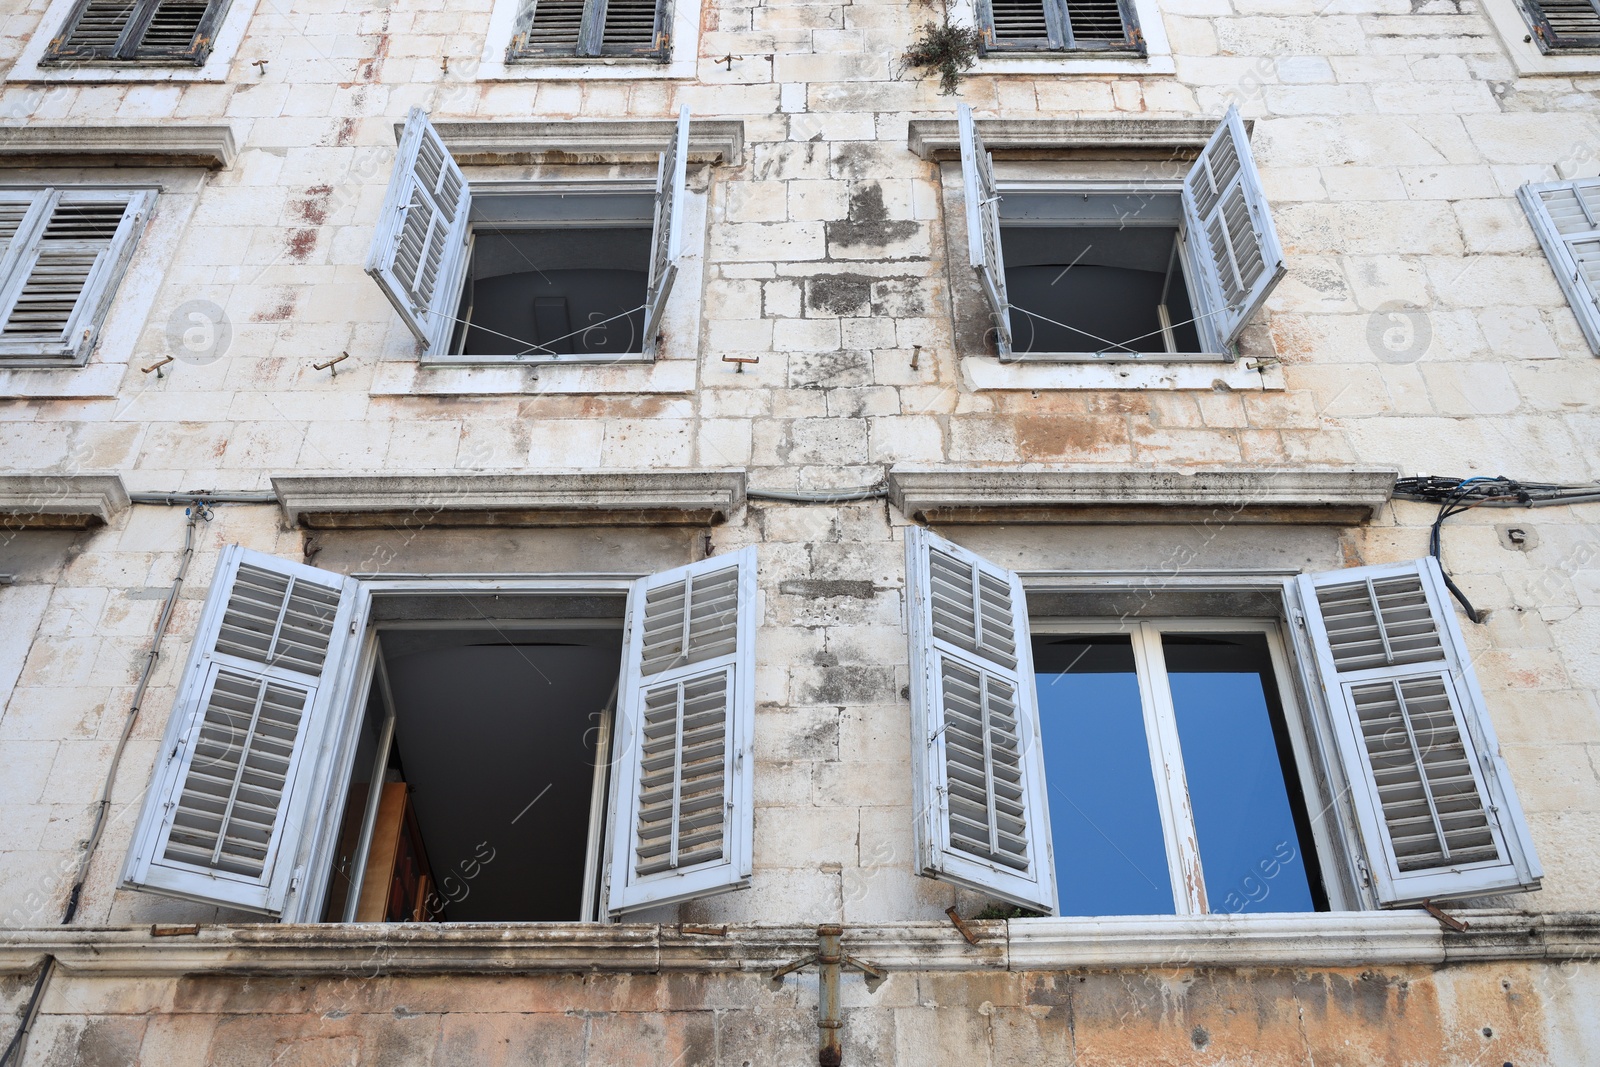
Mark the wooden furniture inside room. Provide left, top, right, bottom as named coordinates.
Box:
left=322, top=780, right=437, bottom=922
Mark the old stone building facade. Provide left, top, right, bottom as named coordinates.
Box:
left=1, top=0, right=1599, bottom=1060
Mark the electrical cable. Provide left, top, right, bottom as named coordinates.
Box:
left=0, top=502, right=211, bottom=1067
left=1392, top=475, right=1600, bottom=623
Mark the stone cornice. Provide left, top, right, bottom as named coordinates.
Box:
left=0, top=912, right=1592, bottom=977
left=887, top=466, right=1398, bottom=525
left=271, top=471, right=747, bottom=529
left=0, top=474, right=129, bottom=529
left=0, top=125, right=237, bottom=169
left=398, top=119, right=745, bottom=166
left=907, top=117, right=1247, bottom=161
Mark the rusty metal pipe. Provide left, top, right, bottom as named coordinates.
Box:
left=817, top=925, right=843, bottom=1067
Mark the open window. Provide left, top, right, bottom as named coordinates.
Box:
left=958, top=104, right=1284, bottom=361
left=365, top=107, right=689, bottom=364
left=0, top=188, right=154, bottom=368
left=44, top=0, right=233, bottom=65
left=121, top=545, right=757, bottom=922
left=977, top=0, right=1140, bottom=53
left=1519, top=177, right=1600, bottom=355
left=903, top=529, right=1542, bottom=915
left=507, top=0, right=670, bottom=59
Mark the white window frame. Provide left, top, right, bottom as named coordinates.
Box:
left=1027, top=615, right=1349, bottom=916
left=477, top=0, right=702, bottom=79
left=1518, top=177, right=1600, bottom=356
left=945, top=0, right=1174, bottom=74
left=6, top=0, right=258, bottom=83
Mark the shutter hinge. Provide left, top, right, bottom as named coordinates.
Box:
left=350, top=620, right=358, bottom=633
left=1356, top=858, right=1371, bottom=887
left=1292, top=610, right=1306, bottom=628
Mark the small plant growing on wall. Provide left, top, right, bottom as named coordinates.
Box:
left=903, top=16, right=982, bottom=95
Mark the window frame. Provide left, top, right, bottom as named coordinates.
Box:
left=1027, top=614, right=1350, bottom=916
left=0, top=185, right=157, bottom=369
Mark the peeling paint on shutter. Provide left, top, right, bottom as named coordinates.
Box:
left=1182, top=105, right=1286, bottom=351
left=1295, top=557, right=1542, bottom=906
left=980, top=0, right=1136, bottom=50
left=46, top=0, right=229, bottom=64
left=958, top=105, right=1013, bottom=357
left=1519, top=178, right=1600, bottom=355
left=365, top=108, right=472, bottom=355
left=608, top=547, right=756, bottom=914
left=905, top=527, right=1056, bottom=914
left=121, top=546, right=359, bottom=916
left=1520, top=0, right=1600, bottom=49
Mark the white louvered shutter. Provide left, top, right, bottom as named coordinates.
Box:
left=642, top=106, right=689, bottom=359
left=121, top=546, right=359, bottom=915
left=1295, top=557, right=1541, bottom=906
left=0, top=189, right=153, bottom=365
left=958, top=106, right=1013, bottom=358
left=607, top=547, right=756, bottom=915
left=904, top=528, right=1056, bottom=914
left=1518, top=178, right=1600, bottom=356
left=1182, top=105, right=1286, bottom=352
left=365, top=108, right=472, bottom=355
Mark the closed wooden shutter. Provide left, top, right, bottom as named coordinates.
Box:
left=980, top=0, right=1138, bottom=50
left=508, top=0, right=669, bottom=58
left=121, top=547, right=359, bottom=915
left=46, top=0, right=229, bottom=65
left=1295, top=558, right=1542, bottom=906
left=1518, top=178, right=1600, bottom=355
left=642, top=107, right=689, bottom=359
left=0, top=189, right=153, bottom=366
left=958, top=106, right=1014, bottom=358
left=607, top=548, right=756, bottom=914
left=365, top=108, right=472, bottom=356
left=1182, top=105, right=1286, bottom=351
left=1520, top=0, right=1600, bottom=49
left=905, top=528, right=1056, bottom=914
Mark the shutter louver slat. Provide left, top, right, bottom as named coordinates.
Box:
left=602, top=0, right=662, bottom=50
left=0, top=199, right=129, bottom=347
left=518, top=0, right=586, bottom=52
left=214, top=563, right=343, bottom=676
left=57, top=0, right=138, bottom=54
left=1066, top=0, right=1131, bottom=40
left=140, top=0, right=209, bottom=49
left=1522, top=0, right=1600, bottom=48
left=1314, top=575, right=1444, bottom=672
left=989, top=0, right=1051, bottom=42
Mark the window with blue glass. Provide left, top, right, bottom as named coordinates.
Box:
left=1031, top=620, right=1327, bottom=917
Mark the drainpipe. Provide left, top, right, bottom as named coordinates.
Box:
left=770, top=925, right=886, bottom=1067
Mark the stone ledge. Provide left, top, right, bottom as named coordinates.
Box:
left=271, top=471, right=747, bottom=530
left=0, top=474, right=129, bottom=529
left=0, top=912, right=1590, bottom=977
left=907, top=117, right=1245, bottom=161
left=396, top=119, right=745, bottom=166
left=887, top=466, right=1398, bottom=525
left=0, top=125, right=237, bottom=169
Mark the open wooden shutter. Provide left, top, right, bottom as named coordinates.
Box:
left=1520, top=0, right=1600, bottom=49
left=958, top=106, right=1013, bottom=358
left=365, top=108, right=472, bottom=355
left=980, top=0, right=1138, bottom=51
left=607, top=547, right=756, bottom=915
left=46, top=0, right=229, bottom=64
left=0, top=188, right=153, bottom=365
left=1182, top=105, right=1285, bottom=352
left=1295, top=557, right=1541, bottom=906
left=1518, top=178, right=1600, bottom=355
left=904, top=528, right=1056, bottom=914
left=121, top=546, right=359, bottom=916
left=641, top=106, right=689, bottom=360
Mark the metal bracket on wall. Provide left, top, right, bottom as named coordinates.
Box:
left=769, top=925, right=886, bottom=1067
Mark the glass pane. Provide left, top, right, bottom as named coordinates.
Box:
left=1032, top=635, right=1175, bottom=916
left=1163, top=633, right=1318, bottom=915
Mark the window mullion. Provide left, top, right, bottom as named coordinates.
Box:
left=1134, top=622, right=1208, bottom=915
left=578, top=0, right=609, bottom=55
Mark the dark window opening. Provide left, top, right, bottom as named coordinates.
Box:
left=322, top=622, right=624, bottom=923
left=999, top=191, right=1203, bottom=356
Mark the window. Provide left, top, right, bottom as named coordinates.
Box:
left=958, top=104, right=1285, bottom=361
left=508, top=0, right=670, bottom=60
left=903, top=527, right=1543, bottom=916
left=1519, top=177, right=1600, bottom=355
left=365, top=108, right=688, bottom=364
left=44, top=0, right=232, bottom=65
left=978, top=0, right=1140, bottom=53
left=0, top=187, right=153, bottom=367
left=119, top=544, right=757, bottom=922
left=1518, top=0, right=1600, bottom=50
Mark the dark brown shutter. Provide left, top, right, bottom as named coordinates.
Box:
left=1522, top=0, right=1600, bottom=49
left=46, top=0, right=229, bottom=64
left=980, top=0, right=1138, bottom=51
